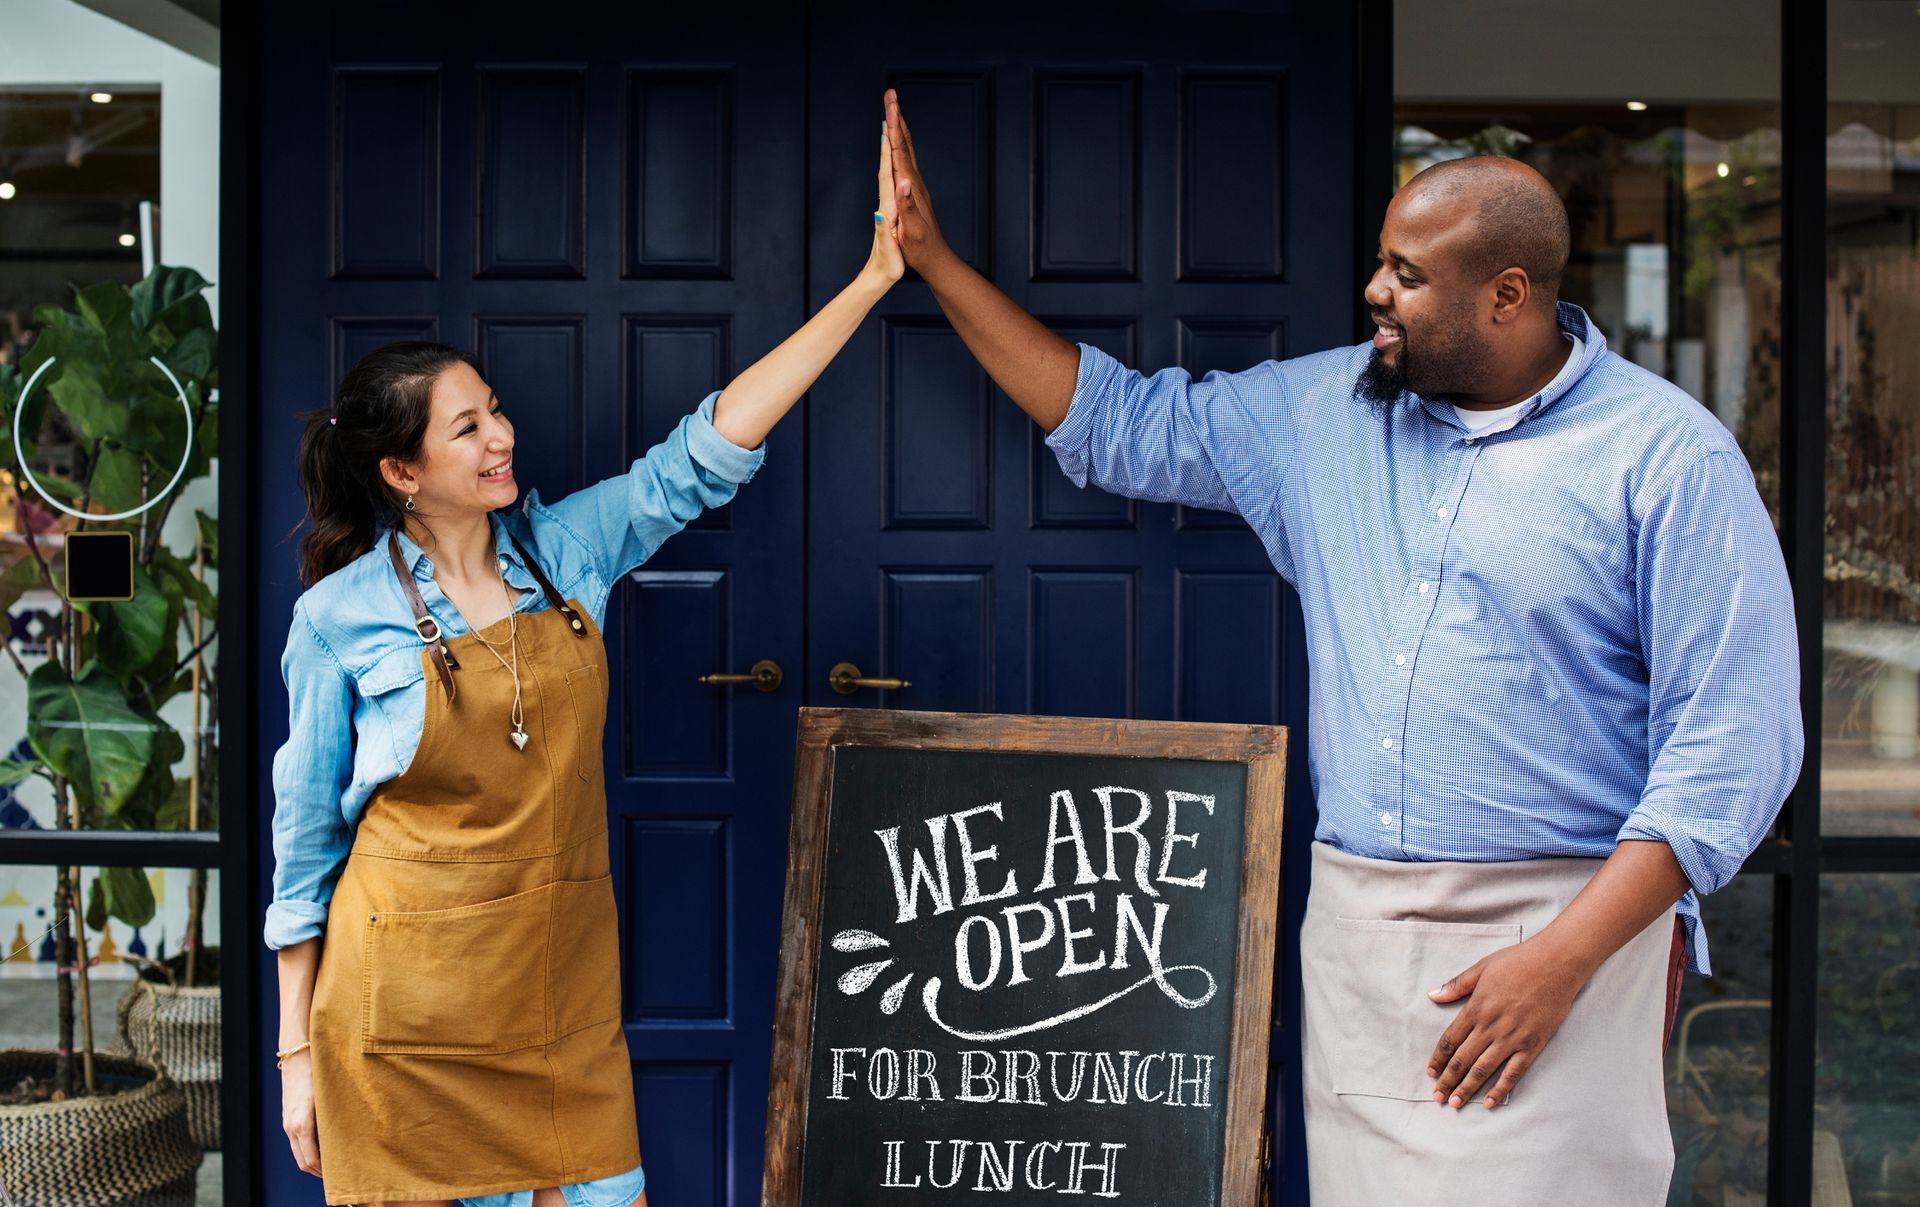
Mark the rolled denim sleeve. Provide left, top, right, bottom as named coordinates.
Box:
left=540, top=389, right=765, bottom=584
left=1617, top=450, right=1804, bottom=902
left=1045, top=343, right=1293, bottom=527
left=264, top=602, right=357, bottom=951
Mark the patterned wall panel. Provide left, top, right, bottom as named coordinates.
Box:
left=625, top=71, right=733, bottom=279
left=330, top=316, right=439, bottom=397
left=622, top=818, right=730, bottom=1022
left=473, top=316, right=585, bottom=493
left=882, top=319, right=991, bottom=529
left=883, top=72, right=991, bottom=273
left=881, top=569, right=991, bottom=712
left=331, top=67, right=440, bottom=279
left=1180, top=72, right=1287, bottom=281
left=475, top=68, right=586, bottom=278
left=624, top=569, right=731, bottom=779
left=634, top=1062, right=731, bottom=1207
left=1176, top=570, right=1282, bottom=724
left=1174, top=317, right=1287, bottom=530
left=1028, top=569, right=1135, bottom=718
left=1031, top=72, right=1139, bottom=281
left=1030, top=320, right=1138, bottom=529
left=625, top=316, right=733, bottom=531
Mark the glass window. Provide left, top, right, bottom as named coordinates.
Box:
left=1666, top=874, right=1774, bottom=1206
left=1821, top=0, right=1920, bottom=839
left=0, top=864, right=223, bottom=1203
left=1816, top=874, right=1920, bottom=1203
left=1394, top=1, right=1784, bottom=515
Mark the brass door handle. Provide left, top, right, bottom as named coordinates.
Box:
left=828, top=662, right=911, bottom=696
left=697, top=659, right=784, bottom=693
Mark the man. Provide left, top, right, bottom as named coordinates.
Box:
left=880, top=88, right=1802, bottom=1204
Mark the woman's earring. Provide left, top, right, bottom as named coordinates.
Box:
left=405, top=493, right=416, bottom=512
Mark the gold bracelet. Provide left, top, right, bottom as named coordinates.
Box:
left=275, top=1040, right=312, bottom=1068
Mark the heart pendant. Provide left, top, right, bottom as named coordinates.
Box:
left=510, top=728, right=529, bottom=751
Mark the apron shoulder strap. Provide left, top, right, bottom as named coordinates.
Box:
left=505, top=531, right=589, bottom=639
left=386, top=531, right=461, bottom=704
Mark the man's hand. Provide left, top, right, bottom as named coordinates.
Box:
left=1425, top=938, right=1589, bottom=1110
left=884, top=88, right=952, bottom=274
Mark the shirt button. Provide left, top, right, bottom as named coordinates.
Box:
left=1417, top=581, right=1430, bottom=594
left=1381, top=737, right=1394, bottom=750
left=1436, top=506, right=1448, bottom=518
left=1465, top=436, right=1476, bottom=445
left=1380, top=812, right=1394, bottom=826
left=1395, top=654, right=1406, bottom=666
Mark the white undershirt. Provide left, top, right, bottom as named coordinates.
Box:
left=1452, top=331, right=1584, bottom=434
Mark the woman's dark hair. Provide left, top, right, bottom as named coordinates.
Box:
left=291, top=341, right=479, bottom=587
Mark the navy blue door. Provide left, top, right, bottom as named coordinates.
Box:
left=253, top=4, right=805, bottom=1203
left=805, top=6, right=1353, bottom=1201
left=253, top=4, right=1352, bottom=1204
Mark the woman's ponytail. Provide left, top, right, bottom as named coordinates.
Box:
left=289, top=341, right=476, bottom=587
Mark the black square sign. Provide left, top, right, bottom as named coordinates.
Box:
left=65, top=531, right=135, bottom=602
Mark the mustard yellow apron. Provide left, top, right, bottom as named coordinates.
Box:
left=308, top=541, right=640, bottom=1205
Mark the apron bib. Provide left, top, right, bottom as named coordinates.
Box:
left=309, top=539, right=639, bottom=1205
left=1300, top=841, right=1675, bottom=1206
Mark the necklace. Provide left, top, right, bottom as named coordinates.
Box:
left=463, top=554, right=529, bottom=751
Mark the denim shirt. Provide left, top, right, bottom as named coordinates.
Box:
left=1046, top=303, right=1804, bottom=974
left=265, top=390, right=762, bottom=954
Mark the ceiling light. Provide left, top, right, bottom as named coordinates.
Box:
left=90, top=92, right=113, bottom=104
left=1626, top=101, right=1648, bottom=112
left=118, top=233, right=136, bottom=247
left=0, top=182, right=14, bottom=201
left=1716, top=162, right=1731, bottom=178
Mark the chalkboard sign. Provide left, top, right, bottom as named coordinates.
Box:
left=764, top=709, right=1287, bottom=1207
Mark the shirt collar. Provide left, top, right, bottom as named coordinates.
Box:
left=377, top=509, right=529, bottom=581
left=1416, top=301, right=1606, bottom=435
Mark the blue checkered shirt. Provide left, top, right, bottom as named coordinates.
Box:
left=1046, top=302, right=1803, bottom=973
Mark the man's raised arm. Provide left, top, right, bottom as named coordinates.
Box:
left=885, top=88, right=1079, bottom=432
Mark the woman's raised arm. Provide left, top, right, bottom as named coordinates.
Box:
left=710, top=124, right=905, bottom=449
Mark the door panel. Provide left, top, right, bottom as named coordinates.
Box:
left=254, top=4, right=802, bottom=1203
left=805, top=7, right=1351, bottom=1203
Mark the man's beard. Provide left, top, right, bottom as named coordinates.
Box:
left=1354, top=344, right=1408, bottom=412
left=1352, top=305, right=1491, bottom=414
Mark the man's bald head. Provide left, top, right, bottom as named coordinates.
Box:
left=1401, top=156, right=1569, bottom=308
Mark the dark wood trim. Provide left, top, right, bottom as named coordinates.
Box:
left=1769, top=1, right=1825, bottom=1202
left=0, top=829, right=221, bottom=868
left=217, top=0, right=262, bottom=1199
left=761, top=707, right=1289, bottom=1207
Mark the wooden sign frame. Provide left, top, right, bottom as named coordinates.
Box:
left=762, top=707, right=1288, bottom=1207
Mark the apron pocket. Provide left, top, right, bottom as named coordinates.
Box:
left=550, top=875, right=624, bottom=1038
left=564, top=664, right=606, bottom=782
left=361, top=881, right=557, bottom=1055
left=1323, top=916, right=1523, bottom=1102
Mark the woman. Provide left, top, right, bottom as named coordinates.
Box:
left=265, top=131, right=903, bottom=1207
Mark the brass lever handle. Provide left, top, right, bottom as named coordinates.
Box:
left=697, top=659, right=784, bottom=693
left=828, top=661, right=911, bottom=696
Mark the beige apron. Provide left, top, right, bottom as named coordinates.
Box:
left=1300, top=841, right=1675, bottom=1206
left=308, top=538, right=640, bottom=1205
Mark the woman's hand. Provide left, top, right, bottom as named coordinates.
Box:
left=281, top=1051, right=323, bottom=1178
left=864, top=123, right=905, bottom=287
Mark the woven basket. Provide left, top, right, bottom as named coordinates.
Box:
left=0, top=1049, right=201, bottom=1207
left=111, top=955, right=222, bottom=1150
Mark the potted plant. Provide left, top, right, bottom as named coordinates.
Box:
left=0, top=264, right=219, bottom=1202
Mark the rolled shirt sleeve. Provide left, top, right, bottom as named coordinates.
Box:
left=1045, top=343, right=1295, bottom=526
left=264, top=601, right=358, bottom=952
left=1616, top=449, right=1804, bottom=907
left=539, top=389, right=765, bottom=585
